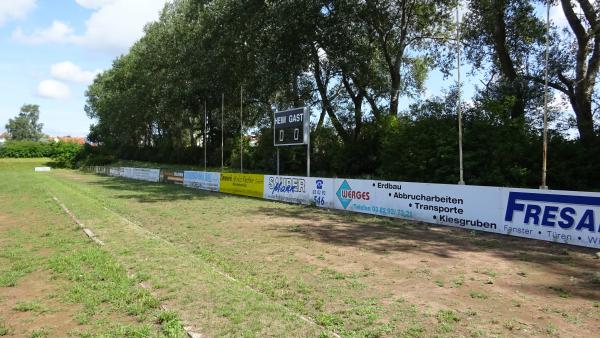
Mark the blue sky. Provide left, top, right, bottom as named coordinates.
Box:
left=0, top=1, right=569, bottom=137
left=0, top=0, right=166, bottom=136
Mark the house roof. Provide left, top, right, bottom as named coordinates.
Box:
left=56, top=136, right=86, bottom=145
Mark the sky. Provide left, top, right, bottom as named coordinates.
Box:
left=0, top=1, right=570, bottom=137
left=0, top=0, right=167, bottom=137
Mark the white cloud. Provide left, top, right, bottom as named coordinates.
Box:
left=12, top=20, right=75, bottom=44
left=37, top=80, right=71, bottom=99
left=0, top=0, right=36, bottom=26
left=12, top=0, right=167, bottom=54
left=75, top=0, right=118, bottom=10
left=51, top=61, right=101, bottom=85
left=77, top=0, right=166, bottom=53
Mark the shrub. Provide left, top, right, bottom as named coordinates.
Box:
left=49, top=141, right=84, bottom=168
left=0, top=140, right=53, bottom=158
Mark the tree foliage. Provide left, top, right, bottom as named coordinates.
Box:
left=462, top=0, right=600, bottom=145
left=5, top=104, right=44, bottom=141
left=0, top=140, right=84, bottom=168
left=84, top=0, right=599, bottom=190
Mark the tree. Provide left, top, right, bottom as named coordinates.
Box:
left=545, top=0, right=600, bottom=145
left=5, top=104, right=44, bottom=141
left=463, top=0, right=599, bottom=143
left=462, top=0, right=546, bottom=120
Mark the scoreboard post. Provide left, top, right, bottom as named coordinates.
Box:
left=273, top=107, right=310, bottom=176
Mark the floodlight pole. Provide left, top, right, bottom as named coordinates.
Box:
left=240, top=86, right=243, bottom=174
left=541, top=1, right=550, bottom=190
left=204, top=99, right=207, bottom=172
left=456, top=3, right=465, bottom=185
left=221, top=93, right=224, bottom=172
left=306, top=107, right=310, bottom=177
left=307, top=142, right=310, bottom=177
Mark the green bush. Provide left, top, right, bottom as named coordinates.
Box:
left=0, top=140, right=87, bottom=168
left=77, top=143, right=116, bottom=166
left=0, top=140, right=53, bottom=158
left=49, top=141, right=84, bottom=168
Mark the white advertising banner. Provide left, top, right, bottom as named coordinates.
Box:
left=308, top=177, right=335, bottom=209
left=332, top=179, right=502, bottom=232
left=123, top=167, right=134, bottom=178
left=264, top=175, right=310, bottom=204
left=263, top=175, right=335, bottom=208
left=501, top=188, right=600, bottom=248
left=92, top=166, right=600, bottom=249
left=109, top=167, right=123, bottom=177
left=330, top=178, right=600, bottom=249
left=122, top=167, right=160, bottom=182
left=183, top=171, right=220, bottom=192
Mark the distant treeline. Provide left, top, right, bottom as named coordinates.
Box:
left=84, top=0, right=599, bottom=191
left=0, top=141, right=84, bottom=168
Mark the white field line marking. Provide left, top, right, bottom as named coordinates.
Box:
left=52, top=196, right=104, bottom=246
left=49, top=176, right=340, bottom=337
left=101, top=205, right=342, bottom=338
left=52, top=195, right=201, bottom=338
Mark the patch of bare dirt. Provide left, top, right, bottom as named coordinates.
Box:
left=255, top=207, right=600, bottom=337
left=0, top=270, right=86, bottom=337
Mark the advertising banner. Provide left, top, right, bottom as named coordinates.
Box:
left=330, top=179, right=600, bottom=248
left=123, top=167, right=160, bottom=182
left=123, top=167, right=134, bottom=178
left=109, top=167, right=123, bottom=177
left=183, top=171, right=220, bottom=192
left=263, top=176, right=335, bottom=207
left=308, top=177, right=335, bottom=209
left=332, top=178, right=502, bottom=232
left=264, top=175, right=310, bottom=204
left=220, top=173, right=264, bottom=198
left=94, top=166, right=109, bottom=175
left=89, top=166, right=600, bottom=249
left=501, top=188, right=600, bottom=248
left=162, top=170, right=184, bottom=185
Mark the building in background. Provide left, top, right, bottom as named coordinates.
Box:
left=52, top=136, right=86, bottom=145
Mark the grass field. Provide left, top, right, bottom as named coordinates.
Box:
left=1, top=158, right=600, bottom=337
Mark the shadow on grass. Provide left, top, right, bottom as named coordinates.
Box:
left=86, top=175, right=224, bottom=203
left=75, top=173, right=600, bottom=301
left=258, top=205, right=600, bottom=301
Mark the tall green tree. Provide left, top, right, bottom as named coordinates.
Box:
left=462, top=0, right=546, bottom=120
left=5, top=104, right=44, bottom=141
left=545, top=0, right=600, bottom=145
left=463, top=0, right=599, bottom=143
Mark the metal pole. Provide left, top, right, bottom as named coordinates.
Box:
left=240, top=86, right=243, bottom=174
left=276, top=148, right=280, bottom=175
left=306, top=107, right=310, bottom=177
left=541, top=1, right=550, bottom=189
left=204, top=99, right=207, bottom=172
left=307, top=142, right=310, bottom=177
left=221, top=93, right=224, bottom=172
left=457, top=2, right=465, bottom=185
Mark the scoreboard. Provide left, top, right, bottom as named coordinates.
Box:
left=274, top=107, right=309, bottom=146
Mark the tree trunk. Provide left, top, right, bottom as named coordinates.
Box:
left=492, top=0, right=525, bottom=120
left=312, top=47, right=350, bottom=142
left=572, top=87, right=596, bottom=145
left=342, top=75, right=364, bottom=141
left=389, top=69, right=401, bottom=116
left=559, top=0, right=599, bottom=144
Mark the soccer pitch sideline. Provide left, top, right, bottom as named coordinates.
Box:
left=1, top=158, right=599, bottom=337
